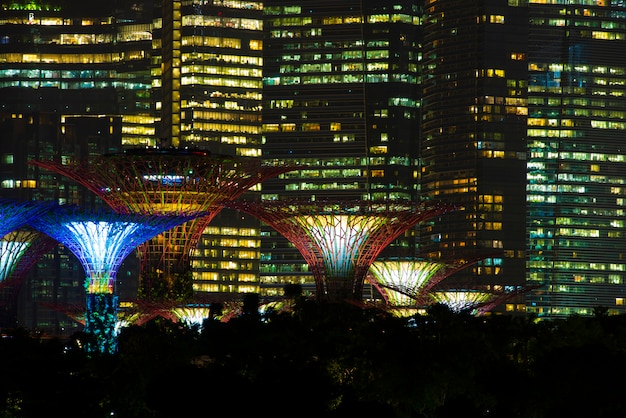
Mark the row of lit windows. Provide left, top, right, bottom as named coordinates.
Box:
left=181, top=52, right=262, bottom=65
left=280, top=51, right=365, bottom=61
left=0, top=69, right=115, bottom=78
left=266, top=73, right=416, bottom=85
left=182, top=15, right=262, bottom=30
left=527, top=129, right=581, bottom=137
left=181, top=36, right=241, bottom=49
left=122, top=125, right=156, bottom=136
left=184, top=133, right=258, bottom=147
left=193, top=283, right=259, bottom=293
left=266, top=13, right=417, bottom=25
left=0, top=16, right=112, bottom=26
left=529, top=260, right=624, bottom=272
left=181, top=65, right=262, bottom=77
left=196, top=249, right=259, bottom=259
left=556, top=217, right=623, bottom=228
left=528, top=148, right=626, bottom=162
left=1, top=179, right=37, bottom=189
left=203, top=225, right=258, bottom=239
left=185, top=1, right=262, bottom=11
left=181, top=75, right=262, bottom=88
left=532, top=108, right=626, bottom=119
left=180, top=122, right=260, bottom=133
left=187, top=111, right=260, bottom=123
left=183, top=95, right=260, bottom=110
left=184, top=37, right=262, bottom=51
left=470, top=105, right=528, bottom=115
left=284, top=182, right=360, bottom=191
left=430, top=186, right=478, bottom=195
left=193, top=260, right=258, bottom=273
left=481, top=95, right=528, bottom=105
left=529, top=63, right=625, bottom=75
left=32, top=28, right=148, bottom=44
left=0, top=53, right=129, bottom=64
left=557, top=173, right=624, bottom=184
left=295, top=169, right=362, bottom=179
left=263, top=122, right=348, bottom=132
left=528, top=118, right=626, bottom=128
left=0, top=81, right=111, bottom=89
left=474, top=222, right=503, bottom=230
left=527, top=195, right=626, bottom=207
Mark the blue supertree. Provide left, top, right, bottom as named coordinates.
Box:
left=28, top=206, right=195, bottom=354
left=0, top=199, right=53, bottom=239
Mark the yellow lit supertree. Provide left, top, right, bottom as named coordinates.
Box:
left=227, top=199, right=456, bottom=303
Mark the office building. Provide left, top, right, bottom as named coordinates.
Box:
left=419, top=0, right=529, bottom=314
left=150, top=0, right=266, bottom=297
left=523, top=0, right=626, bottom=317
left=260, top=0, right=422, bottom=296
left=420, top=0, right=626, bottom=318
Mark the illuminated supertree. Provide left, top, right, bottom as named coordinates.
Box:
left=367, top=256, right=488, bottom=317
left=0, top=199, right=53, bottom=239
left=428, top=284, right=539, bottom=316
left=28, top=206, right=195, bottom=354
left=0, top=229, right=53, bottom=287
left=0, top=229, right=57, bottom=326
left=226, top=199, right=455, bottom=302
left=30, top=149, right=299, bottom=297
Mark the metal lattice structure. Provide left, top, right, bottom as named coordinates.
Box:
left=429, top=284, right=539, bottom=316
left=227, top=199, right=456, bottom=302
left=28, top=206, right=194, bottom=354
left=0, top=200, right=53, bottom=239
left=29, top=149, right=300, bottom=280
left=367, top=256, right=494, bottom=316
left=0, top=229, right=57, bottom=326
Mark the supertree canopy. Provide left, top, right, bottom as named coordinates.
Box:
left=367, top=255, right=494, bottom=317
left=0, top=229, right=44, bottom=285
left=429, top=284, right=538, bottom=316
left=28, top=205, right=196, bottom=354
left=226, top=199, right=456, bottom=302
left=0, top=199, right=53, bottom=239
left=29, top=148, right=300, bottom=293
left=0, top=229, right=57, bottom=327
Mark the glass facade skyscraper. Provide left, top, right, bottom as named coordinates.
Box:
left=151, top=0, right=266, bottom=297
left=421, top=0, right=626, bottom=318
left=420, top=0, right=529, bottom=314
left=260, top=0, right=422, bottom=296
left=524, top=0, right=626, bottom=318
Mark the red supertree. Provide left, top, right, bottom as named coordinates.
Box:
left=30, top=149, right=300, bottom=297
left=226, top=199, right=456, bottom=302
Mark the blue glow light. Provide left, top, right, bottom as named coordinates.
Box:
left=28, top=207, right=197, bottom=355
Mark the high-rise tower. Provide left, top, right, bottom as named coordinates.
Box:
left=150, top=1, right=267, bottom=303
left=523, top=0, right=626, bottom=318
left=260, top=0, right=422, bottom=296
left=420, top=0, right=530, bottom=315
left=421, top=0, right=626, bottom=318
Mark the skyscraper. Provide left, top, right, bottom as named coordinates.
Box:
left=523, top=0, right=626, bottom=318
left=420, top=0, right=626, bottom=318
left=419, top=0, right=529, bottom=314
left=260, top=0, right=422, bottom=296
left=151, top=0, right=268, bottom=299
